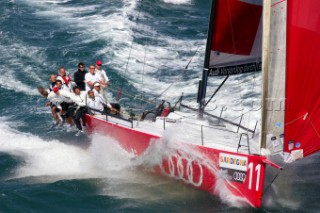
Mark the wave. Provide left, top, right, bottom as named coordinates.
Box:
left=20, top=0, right=205, bottom=97
left=0, top=32, right=46, bottom=95
left=0, top=118, right=215, bottom=204
left=162, top=0, right=192, bottom=5
left=0, top=120, right=133, bottom=180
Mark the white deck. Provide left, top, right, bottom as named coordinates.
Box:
left=93, top=111, right=261, bottom=155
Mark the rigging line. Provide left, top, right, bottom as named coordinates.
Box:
left=285, top=114, right=306, bottom=126
left=108, top=83, right=183, bottom=113
left=142, top=47, right=147, bottom=85
left=154, top=46, right=202, bottom=99
left=262, top=163, right=287, bottom=195
left=122, top=41, right=134, bottom=88
left=275, top=114, right=310, bottom=152
left=247, top=48, right=260, bottom=135
left=204, top=75, right=229, bottom=107
left=155, top=83, right=175, bottom=98
left=202, top=106, right=259, bottom=126
left=107, top=86, right=157, bottom=105
left=151, top=22, right=184, bottom=99
left=120, top=2, right=143, bottom=89
left=308, top=118, right=320, bottom=140
left=185, top=45, right=200, bottom=69
left=108, top=85, right=177, bottom=113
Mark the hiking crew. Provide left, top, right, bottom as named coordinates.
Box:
left=55, top=79, right=71, bottom=93
left=95, top=60, right=109, bottom=87
left=74, top=62, right=87, bottom=91
left=57, top=67, right=72, bottom=88
left=39, top=61, right=123, bottom=136
left=70, top=86, right=87, bottom=136
left=85, top=65, right=101, bottom=91
left=87, top=89, right=106, bottom=115
left=94, top=60, right=108, bottom=100
left=48, top=74, right=57, bottom=92
left=48, top=86, right=74, bottom=128
left=92, top=82, right=120, bottom=114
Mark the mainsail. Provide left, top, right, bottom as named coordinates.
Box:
left=199, top=0, right=263, bottom=115
left=207, top=0, right=263, bottom=76
left=283, top=0, right=320, bottom=158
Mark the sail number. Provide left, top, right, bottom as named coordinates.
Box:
left=248, top=163, right=261, bottom=191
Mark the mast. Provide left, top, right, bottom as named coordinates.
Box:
left=260, top=0, right=271, bottom=150
left=198, top=0, right=217, bottom=118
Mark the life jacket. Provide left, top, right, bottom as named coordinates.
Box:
left=58, top=74, right=71, bottom=85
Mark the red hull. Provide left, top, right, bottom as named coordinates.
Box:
left=85, top=114, right=266, bottom=208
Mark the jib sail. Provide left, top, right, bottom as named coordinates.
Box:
left=283, top=0, right=320, bottom=159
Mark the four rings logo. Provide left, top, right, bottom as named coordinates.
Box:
left=160, top=154, right=203, bottom=187
left=233, top=171, right=246, bottom=183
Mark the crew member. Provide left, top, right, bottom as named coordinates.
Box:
left=74, top=62, right=86, bottom=91
left=70, top=86, right=87, bottom=136
left=56, top=79, right=70, bottom=93
left=48, top=74, right=57, bottom=92
left=95, top=60, right=109, bottom=86
left=57, top=67, right=72, bottom=89
left=86, top=89, right=105, bottom=115
left=38, top=86, right=60, bottom=127
left=47, top=86, right=74, bottom=127
left=94, top=60, right=108, bottom=100
left=92, top=82, right=120, bottom=114
left=85, top=65, right=101, bottom=91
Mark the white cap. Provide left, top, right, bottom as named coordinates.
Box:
left=93, top=82, right=100, bottom=87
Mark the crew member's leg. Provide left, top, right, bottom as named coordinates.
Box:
left=79, top=107, right=87, bottom=127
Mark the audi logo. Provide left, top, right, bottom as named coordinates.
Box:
left=160, top=154, right=203, bottom=187
left=233, top=171, right=246, bottom=182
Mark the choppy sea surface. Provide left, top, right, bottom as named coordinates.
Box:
left=0, top=0, right=320, bottom=212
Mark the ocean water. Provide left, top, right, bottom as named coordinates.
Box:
left=0, top=0, right=320, bottom=212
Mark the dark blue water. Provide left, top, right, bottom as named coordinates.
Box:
left=0, top=0, right=320, bottom=212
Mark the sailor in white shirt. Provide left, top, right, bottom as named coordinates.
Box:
left=56, top=79, right=71, bottom=93
left=70, top=86, right=87, bottom=136
left=91, top=82, right=121, bottom=115
left=95, top=60, right=108, bottom=100
left=48, top=87, right=72, bottom=110
left=86, top=89, right=107, bottom=115
left=95, top=60, right=109, bottom=85
left=85, top=64, right=101, bottom=91
left=47, top=87, right=74, bottom=126
left=70, top=87, right=86, bottom=107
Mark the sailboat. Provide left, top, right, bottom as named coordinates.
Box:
left=85, top=0, right=320, bottom=208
